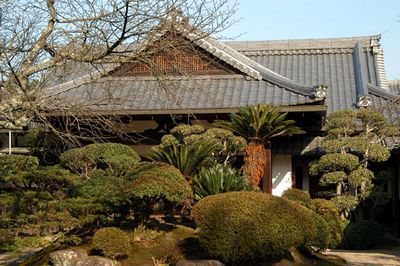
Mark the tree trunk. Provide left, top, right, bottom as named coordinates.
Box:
left=243, top=142, right=268, bottom=192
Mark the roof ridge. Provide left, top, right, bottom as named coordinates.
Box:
left=367, top=83, right=400, bottom=102
left=225, top=35, right=381, bottom=51
left=225, top=35, right=381, bottom=44
left=190, top=34, right=320, bottom=97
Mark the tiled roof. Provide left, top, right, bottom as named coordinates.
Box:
left=45, top=33, right=399, bottom=125
left=226, top=35, right=398, bottom=115
left=45, top=26, right=327, bottom=113
left=47, top=75, right=319, bottom=115
left=388, top=80, right=400, bottom=95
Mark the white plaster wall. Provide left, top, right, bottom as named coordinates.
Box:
left=272, top=154, right=293, bottom=196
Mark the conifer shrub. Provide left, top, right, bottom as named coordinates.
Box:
left=342, top=220, right=384, bottom=249
left=60, top=143, right=140, bottom=177
left=312, top=198, right=343, bottom=248
left=0, top=155, right=39, bottom=181
left=127, top=162, right=192, bottom=202
left=191, top=191, right=329, bottom=264
left=92, top=227, right=130, bottom=259
left=282, top=188, right=313, bottom=209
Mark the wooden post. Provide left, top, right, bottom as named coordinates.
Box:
left=262, top=141, right=272, bottom=194
left=8, top=130, right=12, bottom=155
left=393, top=155, right=399, bottom=236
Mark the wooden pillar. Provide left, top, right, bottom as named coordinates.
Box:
left=262, top=141, right=272, bottom=194
left=8, top=130, right=12, bottom=155
left=393, top=155, right=400, bottom=236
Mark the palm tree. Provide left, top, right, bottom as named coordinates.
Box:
left=215, top=104, right=304, bottom=192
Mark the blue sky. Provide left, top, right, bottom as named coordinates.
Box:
left=221, top=0, right=400, bottom=80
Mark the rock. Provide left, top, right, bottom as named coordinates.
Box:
left=49, top=249, right=87, bottom=266
left=176, top=259, right=225, bottom=266
left=49, top=249, right=116, bottom=266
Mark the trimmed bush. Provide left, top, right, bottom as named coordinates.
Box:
left=127, top=162, right=192, bottom=202
left=342, top=220, right=384, bottom=250
left=282, top=188, right=313, bottom=209
left=191, top=191, right=329, bottom=264
left=193, top=164, right=248, bottom=200
left=60, top=143, right=140, bottom=177
left=312, top=199, right=343, bottom=248
left=76, top=162, right=192, bottom=225
left=92, top=227, right=130, bottom=259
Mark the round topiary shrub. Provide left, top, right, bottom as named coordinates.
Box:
left=342, top=220, right=384, bottom=250
left=312, top=198, right=343, bottom=248
left=282, top=188, right=313, bottom=209
left=92, top=227, right=130, bottom=259
left=191, top=191, right=329, bottom=264
left=127, top=162, right=192, bottom=202
left=60, top=143, right=140, bottom=177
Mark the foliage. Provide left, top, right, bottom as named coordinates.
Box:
left=4, top=165, right=79, bottom=193
left=312, top=199, right=343, bottom=248
left=310, top=108, right=398, bottom=218
left=27, top=129, right=68, bottom=165
left=215, top=104, right=304, bottom=190
left=215, top=104, right=305, bottom=143
left=0, top=155, right=106, bottom=247
left=0, top=155, right=39, bottom=181
left=193, top=164, right=249, bottom=200
left=282, top=190, right=342, bottom=248
left=76, top=162, right=192, bottom=226
left=126, top=162, right=192, bottom=202
left=154, top=125, right=246, bottom=165
left=342, top=220, right=384, bottom=250
left=191, top=191, right=329, bottom=264
left=60, top=143, right=140, bottom=177
left=92, top=227, right=130, bottom=259
left=146, top=142, right=215, bottom=180
left=281, top=188, right=313, bottom=209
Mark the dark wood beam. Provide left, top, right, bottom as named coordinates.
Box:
left=43, top=104, right=327, bottom=117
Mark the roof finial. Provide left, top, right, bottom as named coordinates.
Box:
left=314, top=84, right=328, bottom=98
left=165, top=6, right=189, bottom=26
left=357, top=95, right=373, bottom=107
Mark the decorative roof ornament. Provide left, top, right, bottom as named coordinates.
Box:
left=165, top=7, right=189, bottom=27
left=370, top=36, right=381, bottom=54
left=314, top=84, right=328, bottom=99
left=357, top=95, right=373, bottom=107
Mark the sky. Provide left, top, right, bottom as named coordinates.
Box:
left=221, top=0, right=400, bottom=80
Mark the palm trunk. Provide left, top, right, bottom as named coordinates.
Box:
left=243, top=142, right=268, bottom=191
left=262, top=141, right=272, bottom=193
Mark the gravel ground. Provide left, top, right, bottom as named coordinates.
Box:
left=324, top=247, right=400, bottom=266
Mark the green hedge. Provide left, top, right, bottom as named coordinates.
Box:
left=191, top=191, right=329, bottom=264
left=342, top=220, right=384, bottom=250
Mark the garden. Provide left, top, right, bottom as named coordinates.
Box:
left=0, top=104, right=398, bottom=266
